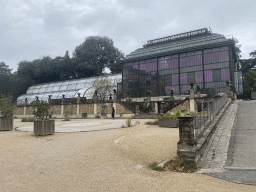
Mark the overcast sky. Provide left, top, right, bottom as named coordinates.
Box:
left=1, top=0, right=256, bottom=72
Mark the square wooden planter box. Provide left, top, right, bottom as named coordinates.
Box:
left=158, top=119, right=179, bottom=128
left=0, top=118, right=13, bottom=131
left=34, top=120, right=55, bottom=136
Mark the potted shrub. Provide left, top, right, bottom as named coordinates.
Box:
left=31, top=100, right=55, bottom=136
left=0, top=95, right=16, bottom=131
left=158, top=111, right=194, bottom=128
left=158, top=111, right=180, bottom=128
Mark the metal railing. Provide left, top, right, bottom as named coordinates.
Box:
left=194, top=93, right=227, bottom=140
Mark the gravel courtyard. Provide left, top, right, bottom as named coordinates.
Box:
left=0, top=119, right=254, bottom=191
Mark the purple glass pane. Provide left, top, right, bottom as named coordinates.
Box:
left=180, top=57, right=184, bottom=67
left=180, top=73, right=187, bottom=84
left=172, top=74, right=179, bottom=85
left=221, top=68, right=230, bottom=81
left=181, top=85, right=190, bottom=94
left=224, top=51, right=229, bottom=61
left=204, top=70, right=213, bottom=82
left=195, top=71, right=203, bottom=83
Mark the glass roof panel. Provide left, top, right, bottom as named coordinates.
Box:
left=65, top=91, right=78, bottom=98
left=59, top=81, right=71, bottom=91
left=44, top=83, right=55, bottom=92
left=51, top=82, right=62, bottom=92
left=38, top=84, right=47, bottom=93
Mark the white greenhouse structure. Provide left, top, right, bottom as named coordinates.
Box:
left=17, top=74, right=122, bottom=106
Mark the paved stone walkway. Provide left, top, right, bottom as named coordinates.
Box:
left=16, top=119, right=136, bottom=133
left=197, top=100, right=256, bottom=185
left=197, top=101, right=239, bottom=173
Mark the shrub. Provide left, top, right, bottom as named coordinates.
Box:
left=149, top=162, right=164, bottom=171
left=31, top=100, right=51, bottom=120
left=126, top=117, right=132, bottom=127
left=0, top=95, right=16, bottom=118
left=21, top=117, right=35, bottom=122
left=160, top=111, right=193, bottom=120
left=166, top=157, right=197, bottom=173
left=63, top=109, right=71, bottom=121
left=95, top=114, right=101, bottom=119
left=145, top=120, right=158, bottom=125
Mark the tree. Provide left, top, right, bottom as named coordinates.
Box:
left=0, top=62, right=13, bottom=96
left=243, top=70, right=256, bottom=95
left=73, top=36, right=124, bottom=77
left=0, top=95, right=16, bottom=118
left=92, top=75, right=115, bottom=102
left=0, top=62, right=12, bottom=75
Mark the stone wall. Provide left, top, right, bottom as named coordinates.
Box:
left=79, top=103, right=94, bottom=114
left=14, top=101, right=133, bottom=118
left=14, top=107, right=23, bottom=116
left=170, top=100, right=190, bottom=112
left=50, top=105, right=61, bottom=115
left=63, top=105, right=77, bottom=115
left=116, top=103, right=133, bottom=114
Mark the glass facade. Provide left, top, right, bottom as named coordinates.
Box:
left=122, top=45, right=233, bottom=97
left=17, top=74, right=121, bottom=105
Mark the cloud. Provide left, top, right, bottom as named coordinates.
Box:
left=0, top=0, right=256, bottom=72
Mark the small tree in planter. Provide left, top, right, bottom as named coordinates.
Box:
left=31, top=100, right=55, bottom=136
left=0, top=95, right=16, bottom=131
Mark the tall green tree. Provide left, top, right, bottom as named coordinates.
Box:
left=73, top=36, right=124, bottom=77
left=243, top=70, right=256, bottom=95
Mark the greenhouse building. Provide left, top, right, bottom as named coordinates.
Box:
left=121, top=27, right=243, bottom=98
left=17, top=74, right=121, bottom=106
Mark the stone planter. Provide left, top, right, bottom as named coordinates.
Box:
left=177, top=116, right=197, bottom=162
left=158, top=119, right=179, bottom=128
left=34, top=120, right=55, bottom=136
left=0, top=118, right=13, bottom=131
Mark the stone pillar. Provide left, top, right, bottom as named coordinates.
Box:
left=48, top=95, right=52, bottom=104
left=190, top=84, right=195, bottom=112
left=226, top=81, right=232, bottom=98
left=147, top=91, right=151, bottom=102
left=197, top=89, right=201, bottom=98
left=177, top=116, right=197, bottom=162
left=93, top=102, right=97, bottom=115
left=160, top=102, right=165, bottom=114
left=24, top=98, right=28, bottom=116
left=77, top=93, right=80, bottom=104
left=76, top=93, right=80, bottom=117
left=154, top=102, right=158, bottom=114
left=135, top=105, right=140, bottom=115
left=170, top=89, right=174, bottom=100
left=61, top=94, right=65, bottom=116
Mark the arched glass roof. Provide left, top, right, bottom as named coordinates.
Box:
left=17, top=74, right=122, bottom=105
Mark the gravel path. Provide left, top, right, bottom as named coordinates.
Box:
left=0, top=119, right=254, bottom=191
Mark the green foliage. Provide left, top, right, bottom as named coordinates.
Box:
left=161, top=111, right=193, bottom=120
left=95, top=114, right=101, bottom=119
left=126, top=117, right=132, bottom=127
left=166, top=157, right=197, bottom=173
left=31, top=100, right=51, bottom=120
left=145, top=120, right=158, bottom=125
left=73, top=36, right=124, bottom=77
left=0, top=95, right=16, bottom=118
left=149, top=162, right=164, bottom=171
left=21, top=117, right=35, bottom=122
left=243, top=70, right=256, bottom=95
left=63, top=109, right=71, bottom=121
